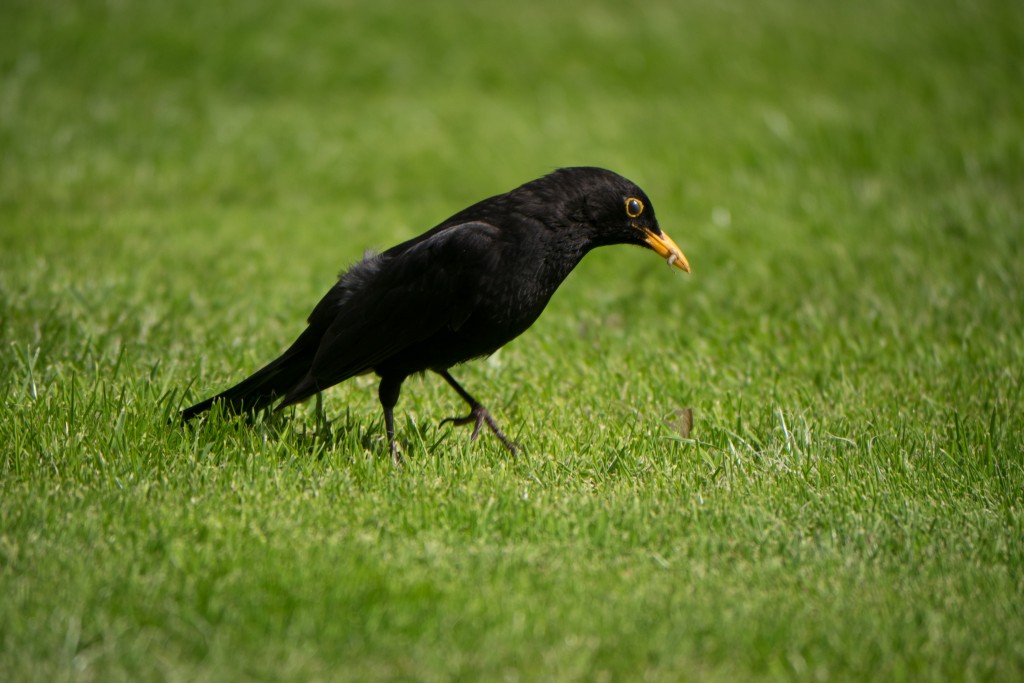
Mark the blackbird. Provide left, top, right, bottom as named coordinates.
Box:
left=182, top=167, right=689, bottom=459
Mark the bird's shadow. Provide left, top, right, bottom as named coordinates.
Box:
left=285, top=406, right=386, bottom=459
left=283, top=406, right=452, bottom=463
left=179, top=394, right=521, bottom=466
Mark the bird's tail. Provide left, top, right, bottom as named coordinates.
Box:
left=180, top=336, right=316, bottom=422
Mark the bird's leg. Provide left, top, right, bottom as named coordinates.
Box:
left=436, top=369, right=518, bottom=455
left=378, top=376, right=403, bottom=464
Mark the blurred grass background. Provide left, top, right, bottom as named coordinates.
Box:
left=2, top=0, right=1022, bottom=680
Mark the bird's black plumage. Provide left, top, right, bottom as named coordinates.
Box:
left=182, top=167, right=690, bottom=458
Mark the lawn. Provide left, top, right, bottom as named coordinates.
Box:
left=2, top=0, right=1022, bottom=680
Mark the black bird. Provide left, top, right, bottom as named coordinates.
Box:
left=182, top=167, right=690, bottom=458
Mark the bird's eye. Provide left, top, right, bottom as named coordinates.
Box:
left=625, top=197, right=644, bottom=218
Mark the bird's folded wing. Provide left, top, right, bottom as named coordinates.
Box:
left=306, top=220, right=504, bottom=385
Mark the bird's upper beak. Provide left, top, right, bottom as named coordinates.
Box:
left=643, top=227, right=691, bottom=273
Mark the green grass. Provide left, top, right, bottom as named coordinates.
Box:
left=2, top=0, right=1023, bottom=680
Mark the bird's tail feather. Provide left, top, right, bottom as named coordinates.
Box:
left=180, top=338, right=315, bottom=422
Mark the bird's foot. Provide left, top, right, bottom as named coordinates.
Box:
left=388, top=440, right=403, bottom=466
left=439, top=404, right=519, bottom=455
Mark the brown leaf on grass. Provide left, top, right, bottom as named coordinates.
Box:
left=668, top=407, right=694, bottom=439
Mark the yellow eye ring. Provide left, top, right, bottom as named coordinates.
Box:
left=625, top=197, right=644, bottom=218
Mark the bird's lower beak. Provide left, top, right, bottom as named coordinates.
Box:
left=643, top=227, right=691, bottom=273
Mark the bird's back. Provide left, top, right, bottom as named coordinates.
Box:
left=272, top=210, right=566, bottom=405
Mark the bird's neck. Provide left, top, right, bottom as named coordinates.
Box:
left=543, top=227, right=590, bottom=281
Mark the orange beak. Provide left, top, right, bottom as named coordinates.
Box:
left=643, top=227, right=691, bottom=273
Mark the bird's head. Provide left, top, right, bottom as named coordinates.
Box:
left=542, top=167, right=691, bottom=273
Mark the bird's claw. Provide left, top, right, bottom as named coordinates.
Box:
left=439, top=404, right=518, bottom=454
left=439, top=409, right=485, bottom=439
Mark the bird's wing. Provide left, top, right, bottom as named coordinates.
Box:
left=304, top=220, right=505, bottom=387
